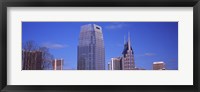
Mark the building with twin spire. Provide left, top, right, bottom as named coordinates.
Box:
left=108, top=33, right=135, bottom=70
left=121, top=33, right=135, bottom=70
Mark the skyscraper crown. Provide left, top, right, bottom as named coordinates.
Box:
left=122, top=32, right=133, bottom=56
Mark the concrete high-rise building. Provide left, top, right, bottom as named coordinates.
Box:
left=22, top=50, right=43, bottom=70
left=153, top=61, right=165, bottom=70
left=108, top=57, right=122, bottom=70
left=122, top=33, right=135, bottom=70
left=52, top=59, right=64, bottom=70
left=77, top=24, right=105, bottom=70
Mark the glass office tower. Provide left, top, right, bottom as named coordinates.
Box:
left=77, top=24, right=105, bottom=70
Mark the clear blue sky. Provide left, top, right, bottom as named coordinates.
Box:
left=22, top=22, right=178, bottom=70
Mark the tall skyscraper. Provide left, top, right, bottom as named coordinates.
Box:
left=122, top=33, right=135, bottom=70
left=77, top=24, right=105, bottom=70
left=52, top=59, right=64, bottom=70
left=108, top=57, right=122, bottom=70
left=153, top=61, right=166, bottom=70
left=22, top=50, right=43, bottom=70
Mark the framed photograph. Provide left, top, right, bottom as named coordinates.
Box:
left=0, top=0, right=199, bottom=92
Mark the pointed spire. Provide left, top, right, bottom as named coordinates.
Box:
left=128, top=32, right=131, bottom=50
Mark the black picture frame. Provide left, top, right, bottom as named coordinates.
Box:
left=0, top=0, right=200, bottom=92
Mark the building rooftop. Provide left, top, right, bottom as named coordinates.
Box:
left=153, top=61, right=165, bottom=64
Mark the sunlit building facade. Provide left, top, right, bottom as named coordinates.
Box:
left=77, top=24, right=105, bottom=70
left=153, top=61, right=166, bottom=70
left=108, top=57, right=122, bottom=70
left=52, top=59, right=64, bottom=70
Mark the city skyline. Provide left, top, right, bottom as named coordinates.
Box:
left=22, top=22, right=178, bottom=70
